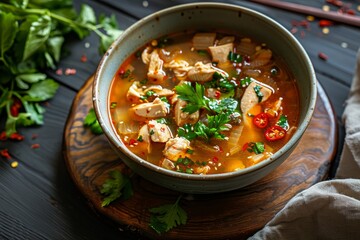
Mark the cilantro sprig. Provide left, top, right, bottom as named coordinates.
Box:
left=0, top=1, right=122, bottom=136
left=100, top=170, right=133, bottom=207
left=149, top=195, right=188, bottom=234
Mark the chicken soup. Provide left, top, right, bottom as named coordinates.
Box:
left=109, top=31, right=299, bottom=174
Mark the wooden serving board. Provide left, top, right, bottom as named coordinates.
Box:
left=63, top=75, right=337, bottom=240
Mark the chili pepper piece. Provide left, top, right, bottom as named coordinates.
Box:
left=253, top=113, right=269, bottom=129
left=265, top=125, right=287, bottom=142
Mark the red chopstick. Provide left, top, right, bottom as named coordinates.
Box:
left=250, top=0, right=360, bottom=27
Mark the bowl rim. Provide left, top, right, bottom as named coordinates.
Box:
left=93, top=2, right=317, bottom=181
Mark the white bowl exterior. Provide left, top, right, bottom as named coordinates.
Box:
left=93, top=3, right=317, bottom=193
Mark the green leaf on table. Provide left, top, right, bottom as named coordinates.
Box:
left=5, top=112, right=34, bottom=135
left=0, top=12, right=18, bottom=60
left=149, top=196, right=188, bottom=234
left=98, top=14, right=123, bottom=53
left=15, top=72, right=47, bottom=89
left=46, top=36, right=64, bottom=62
left=22, top=101, right=44, bottom=125
left=83, top=108, right=103, bottom=135
left=100, top=170, right=133, bottom=207
left=24, top=79, right=59, bottom=101
left=22, top=14, right=52, bottom=61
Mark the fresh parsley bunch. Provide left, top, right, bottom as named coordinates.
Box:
left=0, top=0, right=122, bottom=135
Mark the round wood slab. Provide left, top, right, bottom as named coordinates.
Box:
left=63, top=76, right=337, bottom=240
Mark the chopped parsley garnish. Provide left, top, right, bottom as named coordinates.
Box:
left=110, top=102, right=117, bottom=109
left=208, top=98, right=238, bottom=114
left=247, top=142, right=265, bottom=154
left=137, top=135, right=143, bottom=142
left=100, top=170, right=133, bottom=207
left=205, top=72, right=236, bottom=93
left=175, top=82, right=210, bottom=114
left=253, top=85, right=263, bottom=103
left=140, top=78, right=148, bottom=85
left=83, top=108, right=103, bottom=134
left=149, top=129, right=155, bottom=135
left=186, top=149, right=194, bottom=154
left=277, top=115, right=289, bottom=130
left=228, top=51, right=242, bottom=63
left=178, top=113, right=230, bottom=141
left=156, top=118, right=170, bottom=124
left=121, top=69, right=132, bottom=79
left=240, top=77, right=252, bottom=87
left=149, top=195, right=187, bottom=234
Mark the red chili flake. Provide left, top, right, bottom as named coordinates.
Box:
left=243, top=55, right=251, bottom=62
left=319, top=20, right=333, bottom=27
left=31, top=134, right=38, bottom=140
left=212, top=156, right=219, bottom=163
left=65, top=68, right=77, bottom=75
left=55, top=68, right=63, bottom=75
left=10, top=98, right=22, bottom=117
left=326, top=0, right=343, bottom=7
left=318, top=52, right=328, bottom=61
left=118, top=68, right=125, bottom=76
left=129, top=139, right=137, bottom=146
left=346, top=9, right=356, bottom=15
left=80, top=54, right=88, bottom=62
left=242, top=143, right=249, bottom=152
left=31, top=144, right=40, bottom=149
left=291, top=20, right=309, bottom=28
left=214, top=90, right=221, bottom=99
left=0, top=132, right=7, bottom=141
left=0, top=149, right=11, bottom=160
left=300, top=30, right=306, bottom=38
left=9, top=133, right=24, bottom=141
left=218, top=146, right=224, bottom=153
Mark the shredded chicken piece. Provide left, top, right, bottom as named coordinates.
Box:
left=131, top=97, right=168, bottom=119
left=147, top=49, right=167, bottom=82
left=126, top=81, right=143, bottom=102
left=192, top=33, right=216, bottom=50
left=147, top=120, right=173, bottom=143
left=141, top=46, right=152, bottom=64
left=174, top=99, right=199, bottom=126
left=138, top=124, right=151, bottom=153
left=163, top=137, right=191, bottom=161
left=187, top=62, right=215, bottom=82
left=240, top=81, right=272, bottom=115
left=164, top=60, right=192, bottom=80
left=209, top=43, right=233, bottom=63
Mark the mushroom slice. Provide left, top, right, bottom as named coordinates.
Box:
left=241, top=81, right=272, bottom=115
left=147, top=49, right=166, bottom=82
left=187, top=62, right=215, bottom=82
left=174, top=99, right=199, bottom=127
left=209, top=43, right=233, bottom=63
left=163, top=137, right=191, bottom=162
left=192, top=33, right=216, bottom=50
left=126, top=81, right=144, bottom=103
left=132, top=97, right=169, bottom=119
left=147, top=120, right=173, bottom=143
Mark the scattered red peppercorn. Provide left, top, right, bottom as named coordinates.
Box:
left=0, top=132, right=7, bottom=141
left=56, top=68, right=63, bottom=75
left=31, top=144, right=40, bottom=149
left=319, top=20, right=333, bottom=27
left=318, top=52, right=329, bottom=61
left=65, top=68, right=77, bottom=75
left=0, top=149, right=11, bottom=160
left=9, top=133, right=24, bottom=141
left=326, top=0, right=343, bottom=7
left=81, top=54, right=88, bottom=62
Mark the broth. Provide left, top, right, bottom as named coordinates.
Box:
left=109, top=31, right=299, bottom=174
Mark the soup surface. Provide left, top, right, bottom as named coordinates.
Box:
left=109, top=31, right=299, bottom=174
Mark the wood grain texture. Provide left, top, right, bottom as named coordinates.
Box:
left=63, top=75, right=337, bottom=239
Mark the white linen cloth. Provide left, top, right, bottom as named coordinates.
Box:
left=249, top=49, right=360, bottom=240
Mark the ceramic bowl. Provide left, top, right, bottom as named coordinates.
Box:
left=93, top=3, right=317, bottom=194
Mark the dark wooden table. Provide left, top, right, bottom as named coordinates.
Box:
left=1, top=0, right=359, bottom=239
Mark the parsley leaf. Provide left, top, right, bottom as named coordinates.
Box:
left=277, top=115, right=289, bottom=130
left=228, top=51, right=242, bottom=63
left=253, top=85, right=263, bottom=103
left=149, top=196, right=187, bottom=234
left=175, top=82, right=210, bottom=114
left=100, top=170, right=133, bottom=207
left=84, top=108, right=103, bottom=135
left=208, top=98, right=238, bottom=114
